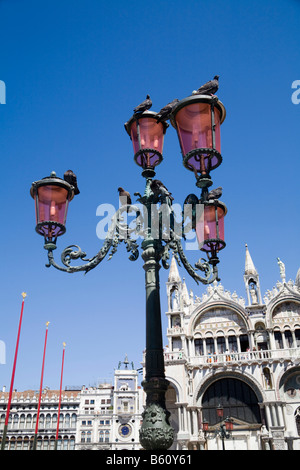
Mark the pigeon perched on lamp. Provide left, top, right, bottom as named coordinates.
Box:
left=150, top=179, right=174, bottom=202
left=207, top=187, right=223, bottom=200
left=63, top=170, right=80, bottom=195
left=156, top=99, right=179, bottom=123
left=192, top=75, right=219, bottom=96
left=182, top=193, right=199, bottom=234
left=133, top=94, right=152, bottom=114
left=118, top=187, right=132, bottom=206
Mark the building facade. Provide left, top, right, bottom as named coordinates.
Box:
left=0, top=388, right=79, bottom=450
left=0, top=356, right=143, bottom=450
left=76, top=356, right=143, bottom=450
left=162, top=247, right=300, bottom=450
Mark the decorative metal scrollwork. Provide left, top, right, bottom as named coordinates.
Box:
left=44, top=183, right=219, bottom=284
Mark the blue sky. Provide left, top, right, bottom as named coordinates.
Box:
left=0, top=0, right=299, bottom=391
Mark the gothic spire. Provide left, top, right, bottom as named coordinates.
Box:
left=168, top=255, right=181, bottom=283
left=244, top=244, right=262, bottom=306
left=244, top=243, right=258, bottom=276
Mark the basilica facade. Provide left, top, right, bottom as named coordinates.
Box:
left=162, top=246, right=300, bottom=450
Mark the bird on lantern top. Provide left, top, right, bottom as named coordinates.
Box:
left=192, top=75, right=220, bottom=96
left=64, top=170, right=80, bottom=195
left=156, top=99, right=179, bottom=123
left=133, top=94, right=152, bottom=114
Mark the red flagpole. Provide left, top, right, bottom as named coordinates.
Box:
left=1, top=292, right=27, bottom=451
left=33, top=321, right=50, bottom=451
left=55, top=342, right=66, bottom=450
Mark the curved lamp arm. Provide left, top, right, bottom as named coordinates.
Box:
left=44, top=196, right=220, bottom=285
left=45, top=204, right=142, bottom=273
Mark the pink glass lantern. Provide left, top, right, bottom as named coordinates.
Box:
left=195, top=201, right=227, bottom=259
left=171, top=95, right=226, bottom=187
left=125, top=111, right=168, bottom=171
left=202, top=419, right=209, bottom=432
left=216, top=405, right=224, bottom=419
left=225, top=418, right=233, bottom=432
left=30, top=172, right=74, bottom=243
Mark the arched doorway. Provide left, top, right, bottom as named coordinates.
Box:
left=202, top=377, right=261, bottom=426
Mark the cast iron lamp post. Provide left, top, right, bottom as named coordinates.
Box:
left=202, top=404, right=234, bottom=450
left=30, top=93, right=227, bottom=450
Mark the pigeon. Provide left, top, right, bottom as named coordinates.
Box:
left=118, top=187, right=132, bottom=206
left=133, top=94, right=152, bottom=114
left=150, top=179, right=174, bottom=201
left=63, top=170, right=80, bottom=195
left=207, top=186, right=222, bottom=200
left=192, top=75, right=219, bottom=96
left=182, top=194, right=199, bottom=232
left=156, top=99, right=179, bottom=123
left=183, top=193, right=199, bottom=206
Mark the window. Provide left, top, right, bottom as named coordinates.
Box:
left=70, top=437, right=75, bottom=450
left=217, top=336, right=226, bottom=354
left=71, top=413, right=77, bottom=427
left=195, top=339, right=203, bottom=355
left=63, top=437, right=69, bottom=450
left=13, top=414, right=18, bottom=429
left=228, top=335, right=238, bottom=352
left=20, top=414, right=25, bottom=429
left=285, top=330, right=294, bottom=348
left=206, top=337, right=214, bottom=354
left=45, top=414, right=51, bottom=429
left=275, top=331, right=283, bottom=349
left=240, top=334, right=249, bottom=352
left=26, top=413, right=32, bottom=429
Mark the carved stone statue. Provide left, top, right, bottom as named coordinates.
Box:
left=277, top=257, right=286, bottom=282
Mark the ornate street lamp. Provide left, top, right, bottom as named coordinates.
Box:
left=30, top=91, right=227, bottom=450
left=30, top=171, right=75, bottom=250
left=170, top=94, right=226, bottom=189
left=124, top=110, right=168, bottom=176
left=202, top=405, right=234, bottom=450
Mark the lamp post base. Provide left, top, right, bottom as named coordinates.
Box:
left=139, top=377, right=174, bottom=450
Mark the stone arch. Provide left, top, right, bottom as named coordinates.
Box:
left=165, top=376, right=182, bottom=403
left=266, top=298, right=300, bottom=329
left=194, top=369, right=265, bottom=407
left=197, top=373, right=263, bottom=426
left=188, top=302, right=250, bottom=338
left=277, top=365, right=300, bottom=401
